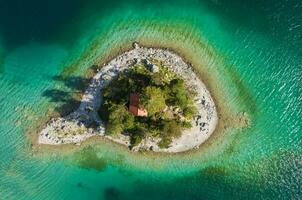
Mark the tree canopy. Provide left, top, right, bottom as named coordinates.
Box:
left=98, top=61, right=197, bottom=149
left=106, top=104, right=134, bottom=135
left=140, top=86, right=166, bottom=116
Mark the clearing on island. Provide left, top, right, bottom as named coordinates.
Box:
left=39, top=43, right=217, bottom=153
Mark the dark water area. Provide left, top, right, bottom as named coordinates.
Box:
left=0, top=0, right=125, bottom=52
left=200, top=0, right=302, bottom=49
left=0, top=0, right=301, bottom=51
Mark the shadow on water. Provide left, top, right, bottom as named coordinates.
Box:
left=124, top=151, right=302, bottom=200
left=53, top=75, right=91, bottom=92
left=126, top=166, right=265, bottom=200
left=42, top=75, right=91, bottom=116
left=70, top=152, right=299, bottom=200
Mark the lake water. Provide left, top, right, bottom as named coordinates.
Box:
left=0, top=0, right=301, bottom=199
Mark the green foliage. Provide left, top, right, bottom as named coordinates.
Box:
left=158, top=120, right=183, bottom=149
left=106, top=104, right=134, bottom=135
left=130, top=134, right=143, bottom=148
left=150, top=66, right=175, bottom=86
left=103, top=76, right=130, bottom=104
left=167, top=78, right=192, bottom=109
left=106, top=123, right=124, bottom=136
left=181, top=121, right=193, bottom=128
left=151, top=72, right=166, bottom=86
left=140, top=86, right=166, bottom=116
left=183, top=106, right=197, bottom=120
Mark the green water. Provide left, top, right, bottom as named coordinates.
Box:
left=0, top=1, right=301, bottom=199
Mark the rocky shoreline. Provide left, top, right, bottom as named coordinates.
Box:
left=38, top=43, right=218, bottom=153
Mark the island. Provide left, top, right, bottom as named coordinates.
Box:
left=39, top=43, right=218, bottom=153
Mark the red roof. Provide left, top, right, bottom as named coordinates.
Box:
left=130, top=93, right=139, bottom=107
left=129, top=93, right=147, bottom=117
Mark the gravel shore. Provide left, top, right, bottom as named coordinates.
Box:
left=38, top=43, right=218, bottom=153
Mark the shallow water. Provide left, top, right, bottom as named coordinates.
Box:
left=0, top=1, right=301, bottom=199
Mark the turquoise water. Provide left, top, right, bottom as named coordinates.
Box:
left=0, top=1, right=301, bottom=199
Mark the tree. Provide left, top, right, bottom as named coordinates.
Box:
left=128, top=122, right=149, bottom=147
left=106, top=123, right=124, bottom=136
left=175, top=92, right=189, bottom=109
left=106, top=104, right=134, bottom=135
left=140, top=86, right=166, bottom=116
left=103, top=74, right=131, bottom=104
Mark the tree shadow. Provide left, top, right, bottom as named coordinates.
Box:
left=42, top=75, right=92, bottom=116
left=53, top=75, right=91, bottom=92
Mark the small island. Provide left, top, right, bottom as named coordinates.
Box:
left=39, top=43, right=217, bottom=152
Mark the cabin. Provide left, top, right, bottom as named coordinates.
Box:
left=129, top=93, right=148, bottom=117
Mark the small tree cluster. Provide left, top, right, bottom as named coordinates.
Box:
left=106, top=104, right=134, bottom=135
left=98, top=61, right=197, bottom=149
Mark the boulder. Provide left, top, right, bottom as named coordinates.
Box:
left=133, top=42, right=139, bottom=49
left=150, top=64, right=159, bottom=73
left=144, top=59, right=159, bottom=73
